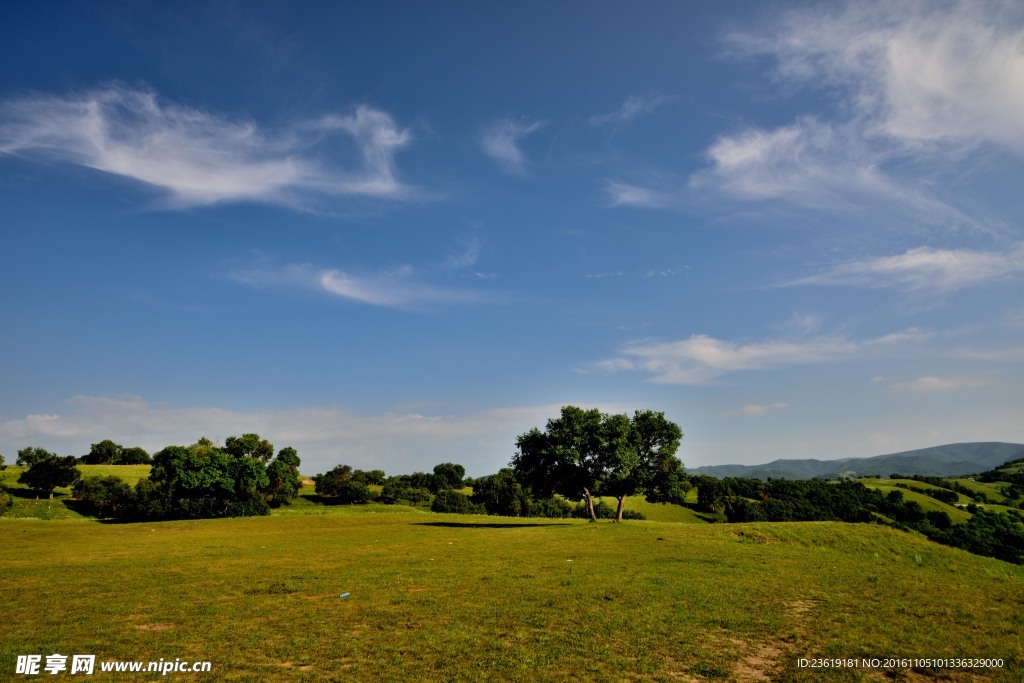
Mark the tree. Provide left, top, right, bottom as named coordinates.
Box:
left=266, top=447, right=302, bottom=506
left=512, top=406, right=686, bottom=523
left=513, top=406, right=605, bottom=521
left=224, top=433, right=275, bottom=462
left=602, top=410, right=685, bottom=522
left=17, top=446, right=57, bottom=467
left=314, top=465, right=355, bottom=498
left=82, top=439, right=122, bottom=464
left=119, top=446, right=152, bottom=465
left=19, top=455, right=81, bottom=499
left=471, top=468, right=533, bottom=516
left=432, top=463, right=466, bottom=490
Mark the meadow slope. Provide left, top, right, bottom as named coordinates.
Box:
left=2, top=511, right=1022, bottom=682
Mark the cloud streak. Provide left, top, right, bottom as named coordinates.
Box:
left=232, top=261, right=494, bottom=310
left=590, top=329, right=929, bottom=384
left=589, top=94, right=669, bottom=128
left=0, top=86, right=416, bottom=208
left=791, top=243, right=1024, bottom=291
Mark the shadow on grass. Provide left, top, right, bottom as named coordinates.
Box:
left=415, top=521, right=573, bottom=529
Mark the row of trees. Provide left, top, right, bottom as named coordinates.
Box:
left=8, top=434, right=302, bottom=520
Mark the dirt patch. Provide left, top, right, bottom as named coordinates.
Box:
left=134, top=623, right=174, bottom=631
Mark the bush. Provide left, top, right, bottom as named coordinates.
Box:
left=431, top=490, right=476, bottom=514
left=72, top=476, right=133, bottom=518
left=332, top=481, right=371, bottom=505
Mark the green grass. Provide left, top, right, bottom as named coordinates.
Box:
left=597, top=496, right=709, bottom=524
left=76, top=464, right=153, bottom=487
left=2, top=512, right=1022, bottom=681
left=950, top=478, right=1013, bottom=502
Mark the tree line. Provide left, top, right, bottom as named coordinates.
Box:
left=691, top=476, right=1024, bottom=565
left=5, top=434, right=302, bottom=520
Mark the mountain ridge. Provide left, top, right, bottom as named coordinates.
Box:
left=688, top=442, right=1024, bottom=480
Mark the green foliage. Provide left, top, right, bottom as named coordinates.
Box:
left=471, top=468, right=533, bottom=516
left=224, top=433, right=275, bottom=462
left=17, top=446, right=57, bottom=467
left=314, top=464, right=354, bottom=498
left=351, top=469, right=386, bottom=485
left=379, top=476, right=432, bottom=506
left=118, top=446, right=152, bottom=465
left=18, top=455, right=81, bottom=497
left=430, top=489, right=477, bottom=514
left=512, top=405, right=685, bottom=522
left=432, top=462, right=466, bottom=490
left=129, top=434, right=292, bottom=520
left=81, top=439, right=122, bottom=464
left=265, top=447, right=302, bottom=506
left=72, top=476, right=133, bottom=518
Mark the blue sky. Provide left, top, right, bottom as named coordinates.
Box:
left=1, top=1, right=1022, bottom=476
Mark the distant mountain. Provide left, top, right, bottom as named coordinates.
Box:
left=688, top=442, right=1024, bottom=481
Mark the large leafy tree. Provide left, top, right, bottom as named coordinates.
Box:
left=19, top=455, right=81, bottom=499
left=513, top=406, right=606, bottom=522
left=608, top=410, right=686, bottom=522
left=512, top=406, right=686, bottom=523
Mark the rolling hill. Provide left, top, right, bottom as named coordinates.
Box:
left=689, top=442, right=1024, bottom=480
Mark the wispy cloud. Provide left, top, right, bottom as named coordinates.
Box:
left=589, top=329, right=929, bottom=384
left=233, top=261, right=493, bottom=311
left=684, top=1, right=1024, bottom=227
left=604, top=179, right=678, bottom=209
left=890, top=376, right=996, bottom=393
left=0, top=85, right=417, bottom=208
left=730, top=402, right=789, bottom=416
left=589, top=94, right=670, bottom=128
left=790, top=243, right=1024, bottom=291
left=480, top=117, right=545, bottom=175
left=725, top=0, right=1024, bottom=152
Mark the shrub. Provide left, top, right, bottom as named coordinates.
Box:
left=72, top=476, right=133, bottom=518
left=431, top=490, right=476, bottom=514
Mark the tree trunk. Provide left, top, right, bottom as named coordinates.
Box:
left=583, top=487, right=598, bottom=522
left=614, top=495, right=626, bottom=523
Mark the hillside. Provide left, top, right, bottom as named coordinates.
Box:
left=689, top=442, right=1024, bottom=480
left=1, top=511, right=1022, bottom=681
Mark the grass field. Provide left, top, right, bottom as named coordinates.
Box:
left=2, top=511, right=1022, bottom=682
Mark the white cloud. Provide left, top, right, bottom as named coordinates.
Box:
left=726, top=0, right=1024, bottom=152
left=604, top=179, right=677, bottom=209
left=480, top=118, right=545, bottom=174
left=592, top=329, right=928, bottom=384
left=232, top=261, right=492, bottom=310
left=891, top=376, right=996, bottom=392
left=589, top=94, right=669, bottom=128
left=731, top=402, right=789, bottom=416
left=0, top=395, right=643, bottom=476
left=791, top=243, right=1024, bottom=291
left=0, top=86, right=416, bottom=208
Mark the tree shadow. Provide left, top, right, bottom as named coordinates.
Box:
left=414, top=521, right=573, bottom=529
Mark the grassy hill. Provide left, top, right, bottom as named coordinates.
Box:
left=2, top=512, right=1022, bottom=681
